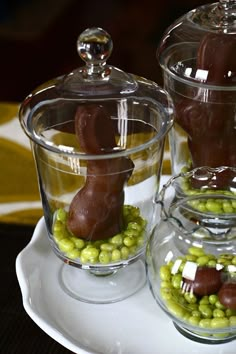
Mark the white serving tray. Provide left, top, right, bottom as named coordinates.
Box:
left=16, top=216, right=236, bottom=354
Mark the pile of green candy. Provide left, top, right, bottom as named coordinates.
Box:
left=180, top=173, right=236, bottom=214
left=160, top=247, right=236, bottom=336
left=52, top=205, right=147, bottom=264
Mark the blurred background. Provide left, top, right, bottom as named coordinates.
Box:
left=0, top=0, right=211, bottom=103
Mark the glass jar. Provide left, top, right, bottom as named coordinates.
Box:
left=157, top=0, right=236, bottom=184
left=19, top=27, right=173, bottom=303
left=146, top=166, right=236, bottom=343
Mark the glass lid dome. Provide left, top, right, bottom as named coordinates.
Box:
left=19, top=27, right=173, bottom=157
left=157, top=0, right=236, bottom=86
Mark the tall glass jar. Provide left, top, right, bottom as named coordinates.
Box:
left=157, top=0, right=236, bottom=187
left=19, top=28, right=174, bottom=303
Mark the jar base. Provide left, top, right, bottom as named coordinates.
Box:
left=58, top=258, right=146, bottom=304
left=173, top=322, right=236, bottom=344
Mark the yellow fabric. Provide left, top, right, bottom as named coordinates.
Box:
left=0, top=102, right=171, bottom=226
left=0, top=102, right=42, bottom=225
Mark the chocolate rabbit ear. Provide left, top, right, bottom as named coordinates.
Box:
left=75, top=104, right=117, bottom=154
left=197, top=32, right=236, bottom=85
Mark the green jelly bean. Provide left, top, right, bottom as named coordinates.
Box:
left=136, top=217, right=147, bottom=229
left=208, top=259, right=217, bottom=267
left=111, top=249, right=121, bottom=262
left=99, top=250, right=111, bottom=264
left=187, top=303, right=198, bottom=311
left=129, top=245, right=137, bottom=255
left=211, top=317, right=229, bottom=329
left=188, top=316, right=200, bottom=326
left=57, top=208, right=67, bottom=222
left=160, top=265, right=171, bottom=281
left=188, top=247, right=205, bottom=257
left=199, top=319, right=212, bottom=329
left=199, top=304, right=213, bottom=319
left=172, top=274, right=182, bottom=289
left=226, top=309, right=236, bottom=317
left=184, top=292, right=197, bottom=304
left=191, top=310, right=201, bottom=318
left=66, top=249, right=81, bottom=259
left=187, top=190, right=199, bottom=196
left=199, top=296, right=209, bottom=305
left=124, top=229, right=139, bottom=238
left=80, top=254, right=89, bottom=264
left=185, top=254, right=197, bottom=262
left=179, top=261, right=186, bottom=272
left=53, top=220, right=63, bottom=232
left=206, top=200, right=222, bottom=213
left=54, top=232, right=64, bottom=243
left=70, top=237, right=85, bottom=249
left=166, top=300, right=187, bottom=319
left=85, top=247, right=99, bottom=259
left=215, top=301, right=226, bottom=310
left=209, top=294, right=218, bottom=305
left=220, top=254, right=233, bottom=260
left=217, top=258, right=231, bottom=266
left=123, top=236, right=136, bottom=247
left=53, top=222, right=65, bottom=239
left=196, top=202, right=207, bottom=212
left=229, top=316, right=236, bottom=326
left=58, top=238, right=75, bottom=252
left=100, top=243, right=115, bottom=252
left=121, top=246, right=129, bottom=259
left=131, top=207, right=140, bottom=218
left=160, top=281, right=173, bottom=289
left=213, top=309, right=225, bottom=318
left=223, top=202, right=234, bottom=213
left=212, top=332, right=230, bottom=339
left=136, top=236, right=144, bottom=248
left=110, top=234, right=123, bottom=246
left=197, top=255, right=209, bottom=266
left=127, top=221, right=142, bottom=232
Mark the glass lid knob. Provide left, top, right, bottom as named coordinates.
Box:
left=77, top=27, right=113, bottom=76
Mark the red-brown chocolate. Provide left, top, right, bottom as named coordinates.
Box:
left=176, top=33, right=236, bottom=188
left=67, top=105, right=134, bottom=240
left=218, top=282, right=236, bottom=310
left=183, top=267, right=222, bottom=296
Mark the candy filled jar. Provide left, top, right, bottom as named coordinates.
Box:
left=146, top=166, right=236, bottom=343
left=19, top=27, right=173, bottom=303
left=157, top=0, right=236, bottom=185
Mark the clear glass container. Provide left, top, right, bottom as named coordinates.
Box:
left=146, top=166, right=236, bottom=343
left=19, top=27, right=173, bottom=303
left=157, top=0, right=236, bottom=182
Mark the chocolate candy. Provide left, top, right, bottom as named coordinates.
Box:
left=67, top=105, right=134, bottom=240
left=183, top=267, right=222, bottom=296
left=218, top=282, right=236, bottom=310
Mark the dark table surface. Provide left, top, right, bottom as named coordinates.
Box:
left=0, top=222, right=74, bottom=354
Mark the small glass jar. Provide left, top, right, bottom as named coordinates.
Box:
left=146, top=166, right=236, bottom=343
left=19, top=27, right=173, bottom=303
left=157, top=0, right=236, bottom=181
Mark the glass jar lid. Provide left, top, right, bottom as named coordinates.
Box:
left=157, top=0, right=236, bottom=87
left=19, top=27, right=173, bottom=156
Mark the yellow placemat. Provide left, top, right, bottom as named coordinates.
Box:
left=0, top=102, right=42, bottom=225
left=0, top=102, right=171, bottom=226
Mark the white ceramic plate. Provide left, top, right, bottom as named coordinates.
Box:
left=16, top=176, right=236, bottom=354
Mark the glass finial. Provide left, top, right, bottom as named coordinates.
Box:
left=77, top=27, right=113, bottom=76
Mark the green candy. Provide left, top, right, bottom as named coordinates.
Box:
left=52, top=204, right=146, bottom=264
